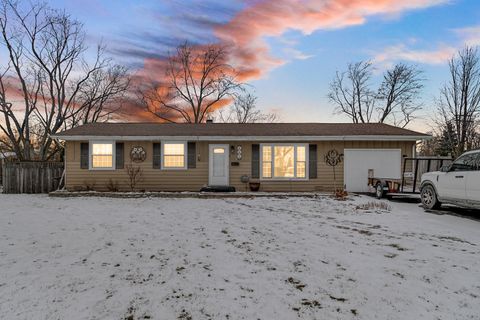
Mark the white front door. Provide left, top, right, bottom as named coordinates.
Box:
left=209, top=144, right=229, bottom=186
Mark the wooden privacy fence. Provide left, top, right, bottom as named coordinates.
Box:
left=1, top=162, right=64, bottom=194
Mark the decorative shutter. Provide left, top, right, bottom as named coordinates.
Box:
left=153, top=143, right=161, bottom=169
left=80, top=142, right=89, bottom=169
left=187, top=142, right=196, bottom=169
left=309, top=144, right=317, bottom=179
left=115, top=142, right=124, bottom=169
left=251, top=144, right=260, bottom=178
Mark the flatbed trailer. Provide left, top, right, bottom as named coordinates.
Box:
left=368, top=157, right=452, bottom=199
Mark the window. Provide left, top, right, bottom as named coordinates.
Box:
left=261, top=144, right=307, bottom=179
left=91, top=142, right=114, bottom=169
left=163, top=142, right=186, bottom=169
left=451, top=152, right=479, bottom=171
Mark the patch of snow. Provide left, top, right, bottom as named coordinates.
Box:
left=0, top=194, right=479, bottom=319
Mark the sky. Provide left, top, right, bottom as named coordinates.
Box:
left=45, top=0, right=480, bottom=131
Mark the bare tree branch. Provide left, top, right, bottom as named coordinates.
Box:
left=214, top=93, right=278, bottom=123
left=328, top=61, right=424, bottom=127
left=436, top=46, right=480, bottom=156
left=328, top=61, right=375, bottom=124
left=139, top=42, right=242, bottom=123
left=376, top=63, right=424, bottom=128
left=0, top=0, right=129, bottom=160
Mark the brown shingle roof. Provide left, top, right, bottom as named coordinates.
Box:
left=53, top=122, right=429, bottom=138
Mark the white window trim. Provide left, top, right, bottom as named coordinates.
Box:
left=89, top=141, right=116, bottom=171
left=260, top=143, right=309, bottom=181
left=161, top=141, right=187, bottom=170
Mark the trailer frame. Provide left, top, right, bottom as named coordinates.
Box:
left=368, top=156, right=453, bottom=199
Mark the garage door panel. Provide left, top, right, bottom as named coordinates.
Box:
left=344, top=149, right=401, bottom=192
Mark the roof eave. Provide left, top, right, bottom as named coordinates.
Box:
left=50, top=134, right=431, bottom=141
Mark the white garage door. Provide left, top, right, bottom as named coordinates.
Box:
left=344, top=149, right=402, bottom=192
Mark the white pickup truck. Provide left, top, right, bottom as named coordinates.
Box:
left=420, top=150, right=480, bottom=210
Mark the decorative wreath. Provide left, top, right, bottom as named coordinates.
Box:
left=325, top=149, right=343, bottom=167
left=130, top=146, right=146, bottom=163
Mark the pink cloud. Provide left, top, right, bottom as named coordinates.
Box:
left=213, top=0, right=449, bottom=80
left=373, top=24, right=480, bottom=67
left=454, top=25, right=480, bottom=47
left=131, top=0, right=449, bottom=121
left=373, top=44, right=457, bottom=66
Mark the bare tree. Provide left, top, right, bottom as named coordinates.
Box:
left=436, top=46, right=480, bottom=156
left=0, top=0, right=129, bottom=160
left=215, top=93, right=278, bottom=123
left=377, top=63, right=424, bottom=128
left=328, top=61, right=375, bottom=124
left=328, top=61, right=424, bottom=127
left=139, top=42, right=242, bottom=123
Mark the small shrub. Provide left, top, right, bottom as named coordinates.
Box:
left=125, top=164, right=143, bottom=191
left=356, top=201, right=392, bottom=212
left=83, top=180, right=96, bottom=191
left=106, top=179, right=119, bottom=192
left=334, top=188, right=348, bottom=200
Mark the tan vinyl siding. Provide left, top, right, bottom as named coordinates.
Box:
left=66, top=141, right=208, bottom=192
left=65, top=140, right=415, bottom=192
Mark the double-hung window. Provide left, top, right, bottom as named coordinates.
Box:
left=261, top=144, right=307, bottom=179
left=162, top=142, right=186, bottom=169
left=90, top=142, right=114, bottom=169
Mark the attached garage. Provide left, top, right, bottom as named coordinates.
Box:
left=344, top=149, right=402, bottom=192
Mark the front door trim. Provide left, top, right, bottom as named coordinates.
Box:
left=209, top=144, right=229, bottom=186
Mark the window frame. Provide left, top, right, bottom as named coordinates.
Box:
left=89, top=141, right=116, bottom=171
left=161, top=141, right=187, bottom=170
left=259, top=143, right=309, bottom=180
left=451, top=152, right=480, bottom=171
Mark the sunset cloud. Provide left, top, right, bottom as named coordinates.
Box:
left=129, top=0, right=450, bottom=120
left=212, top=0, right=449, bottom=80
left=373, top=24, right=480, bottom=67
left=454, top=25, right=480, bottom=47
left=127, top=0, right=449, bottom=82
left=373, top=44, right=457, bottom=66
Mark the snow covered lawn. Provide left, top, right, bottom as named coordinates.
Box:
left=0, top=194, right=479, bottom=320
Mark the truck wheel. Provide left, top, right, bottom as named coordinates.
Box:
left=375, top=183, right=385, bottom=199
left=421, top=184, right=441, bottom=210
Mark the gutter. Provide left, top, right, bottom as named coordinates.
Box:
left=50, top=134, right=431, bottom=142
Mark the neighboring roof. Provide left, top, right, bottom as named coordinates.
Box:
left=52, top=122, right=430, bottom=141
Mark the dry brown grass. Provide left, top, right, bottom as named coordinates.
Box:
left=356, top=201, right=392, bottom=212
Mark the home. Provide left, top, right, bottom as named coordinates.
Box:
left=52, top=122, right=429, bottom=192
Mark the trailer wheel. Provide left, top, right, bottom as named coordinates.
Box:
left=375, top=182, right=385, bottom=199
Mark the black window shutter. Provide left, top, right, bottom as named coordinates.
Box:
left=309, top=144, right=317, bottom=179
left=80, top=142, right=89, bottom=169
left=252, top=144, right=260, bottom=178
left=115, top=142, right=124, bottom=169
left=153, top=143, right=161, bottom=169
left=187, top=142, right=196, bottom=169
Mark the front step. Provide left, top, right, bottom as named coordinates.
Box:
left=200, top=185, right=236, bottom=192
